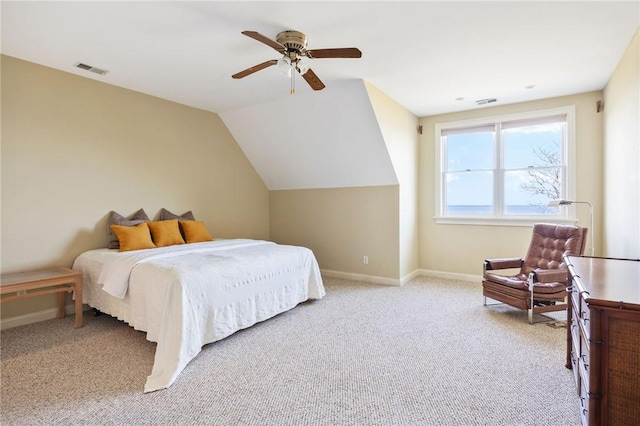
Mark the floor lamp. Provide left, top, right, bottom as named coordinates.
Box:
left=548, top=199, right=594, bottom=256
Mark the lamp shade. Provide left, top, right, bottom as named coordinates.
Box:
left=548, top=199, right=572, bottom=207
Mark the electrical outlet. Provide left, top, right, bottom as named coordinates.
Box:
left=363, top=256, right=368, bottom=264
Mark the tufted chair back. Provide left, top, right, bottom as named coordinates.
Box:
left=521, top=223, right=588, bottom=275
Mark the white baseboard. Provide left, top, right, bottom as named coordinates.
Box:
left=0, top=304, right=87, bottom=330
left=320, top=269, right=401, bottom=286
left=417, top=269, right=482, bottom=283
left=320, top=268, right=481, bottom=286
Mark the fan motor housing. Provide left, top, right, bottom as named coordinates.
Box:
left=276, top=30, right=307, bottom=53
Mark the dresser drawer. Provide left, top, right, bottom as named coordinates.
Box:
left=569, top=347, right=580, bottom=389
left=578, top=302, right=591, bottom=339
left=570, top=311, right=581, bottom=345
left=579, top=380, right=589, bottom=426
left=570, top=284, right=581, bottom=314
left=570, top=286, right=591, bottom=338
left=578, top=332, right=590, bottom=390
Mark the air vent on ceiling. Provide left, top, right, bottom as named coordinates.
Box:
left=74, top=62, right=108, bottom=76
left=475, top=98, right=497, bottom=106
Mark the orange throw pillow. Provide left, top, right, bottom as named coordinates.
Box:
left=180, top=220, right=214, bottom=243
left=110, top=222, right=156, bottom=251
left=147, top=219, right=185, bottom=247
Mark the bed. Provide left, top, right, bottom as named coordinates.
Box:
left=72, top=238, right=325, bottom=392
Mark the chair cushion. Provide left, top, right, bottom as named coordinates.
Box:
left=483, top=271, right=566, bottom=295
left=483, top=271, right=529, bottom=289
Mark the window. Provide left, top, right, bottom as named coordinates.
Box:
left=435, top=106, right=575, bottom=225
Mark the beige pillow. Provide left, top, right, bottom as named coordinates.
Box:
left=108, top=209, right=150, bottom=249
left=147, top=219, right=185, bottom=247
left=180, top=220, right=214, bottom=243
left=110, top=222, right=156, bottom=252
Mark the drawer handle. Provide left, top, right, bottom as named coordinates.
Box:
left=580, top=354, right=589, bottom=369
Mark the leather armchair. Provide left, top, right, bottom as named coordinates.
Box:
left=483, top=223, right=588, bottom=324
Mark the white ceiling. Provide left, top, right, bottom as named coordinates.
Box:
left=2, top=1, right=639, bottom=117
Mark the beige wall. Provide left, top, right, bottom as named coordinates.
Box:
left=3, top=27, right=635, bottom=323
left=1, top=56, right=269, bottom=318
left=270, top=186, right=399, bottom=280
left=365, top=82, right=419, bottom=280
left=419, top=91, right=604, bottom=276
left=269, top=84, right=418, bottom=283
left=603, top=28, right=640, bottom=258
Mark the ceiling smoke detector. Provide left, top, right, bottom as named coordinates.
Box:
left=74, top=62, right=108, bottom=76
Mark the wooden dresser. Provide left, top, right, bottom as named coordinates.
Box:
left=564, top=255, right=640, bottom=426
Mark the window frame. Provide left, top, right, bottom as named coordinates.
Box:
left=434, top=106, right=577, bottom=226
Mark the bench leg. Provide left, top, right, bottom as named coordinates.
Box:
left=74, top=277, right=83, bottom=328
left=57, top=291, right=66, bottom=319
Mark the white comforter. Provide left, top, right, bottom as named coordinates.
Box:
left=72, top=239, right=325, bottom=392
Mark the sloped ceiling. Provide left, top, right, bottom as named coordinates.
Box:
left=3, top=1, right=637, bottom=191
left=220, top=79, right=398, bottom=190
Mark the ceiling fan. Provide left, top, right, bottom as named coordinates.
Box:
left=232, top=30, right=362, bottom=93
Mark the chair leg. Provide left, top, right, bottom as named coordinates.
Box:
left=528, top=272, right=535, bottom=324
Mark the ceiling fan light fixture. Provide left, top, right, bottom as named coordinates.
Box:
left=297, top=59, right=309, bottom=75
left=277, top=56, right=292, bottom=76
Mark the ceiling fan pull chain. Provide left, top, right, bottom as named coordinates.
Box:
left=290, top=64, right=295, bottom=95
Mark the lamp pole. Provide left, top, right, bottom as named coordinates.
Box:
left=559, top=200, right=594, bottom=256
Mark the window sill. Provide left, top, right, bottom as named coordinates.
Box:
left=434, top=216, right=578, bottom=227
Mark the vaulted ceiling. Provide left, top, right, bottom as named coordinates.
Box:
left=2, top=1, right=638, bottom=190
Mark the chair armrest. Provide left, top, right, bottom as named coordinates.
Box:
left=484, top=258, right=524, bottom=271
left=531, top=268, right=568, bottom=284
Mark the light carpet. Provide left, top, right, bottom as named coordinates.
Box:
left=1, top=276, right=580, bottom=425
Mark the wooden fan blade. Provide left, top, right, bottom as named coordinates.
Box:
left=300, top=68, right=325, bottom=91
left=306, top=48, right=362, bottom=59
left=241, top=31, right=285, bottom=53
left=232, top=60, right=278, bottom=79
